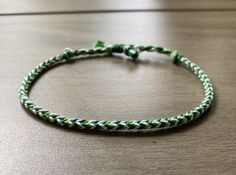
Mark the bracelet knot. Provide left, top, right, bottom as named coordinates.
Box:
left=62, top=48, right=76, bottom=60
left=94, top=40, right=140, bottom=61
left=112, top=44, right=139, bottom=61
left=171, top=50, right=183, bottom=64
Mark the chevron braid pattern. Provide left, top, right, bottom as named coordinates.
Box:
left=19, top=41, right=214, bottom=131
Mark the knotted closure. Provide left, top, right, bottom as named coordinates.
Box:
left=171, top=50, right=183, bottom=64
left=94, top=40, right=140, bottom=61
left=63, top=48, right=76, bottom=60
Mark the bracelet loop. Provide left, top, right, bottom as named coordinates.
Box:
left=19, top=41, right=214, bottom=131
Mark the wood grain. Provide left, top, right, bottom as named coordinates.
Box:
left=0, top=11, right=235, bottom=175
left=1, top=0, right=236, bottom=14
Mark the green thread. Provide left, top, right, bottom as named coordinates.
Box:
left=18, top=41, right=214, bottom=131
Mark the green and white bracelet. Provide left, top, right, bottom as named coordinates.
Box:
left=19, top=41, right=214, bottom=131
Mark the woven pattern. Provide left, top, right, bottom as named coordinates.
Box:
left=19, top=41, right=214, bottom=131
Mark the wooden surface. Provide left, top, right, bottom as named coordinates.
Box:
left=0, top=1, right=236, bottom=175
left=1, top=0, right=236, bottom=14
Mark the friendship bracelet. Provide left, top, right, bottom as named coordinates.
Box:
left=19, top=41, right=214, bottom=131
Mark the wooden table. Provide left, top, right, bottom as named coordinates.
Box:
left=0, top=1, right=235, bottom=174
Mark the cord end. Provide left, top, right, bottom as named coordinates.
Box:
left=94, top=40, right=110, bottom=48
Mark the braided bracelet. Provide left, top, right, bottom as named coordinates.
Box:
left=19, top=41, right=214, bottom=131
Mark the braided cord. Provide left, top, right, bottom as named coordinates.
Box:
left=18, top=41, right=214, bottom=131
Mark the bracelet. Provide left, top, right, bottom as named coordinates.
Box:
left=19, top=41, right=214, bottom=131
